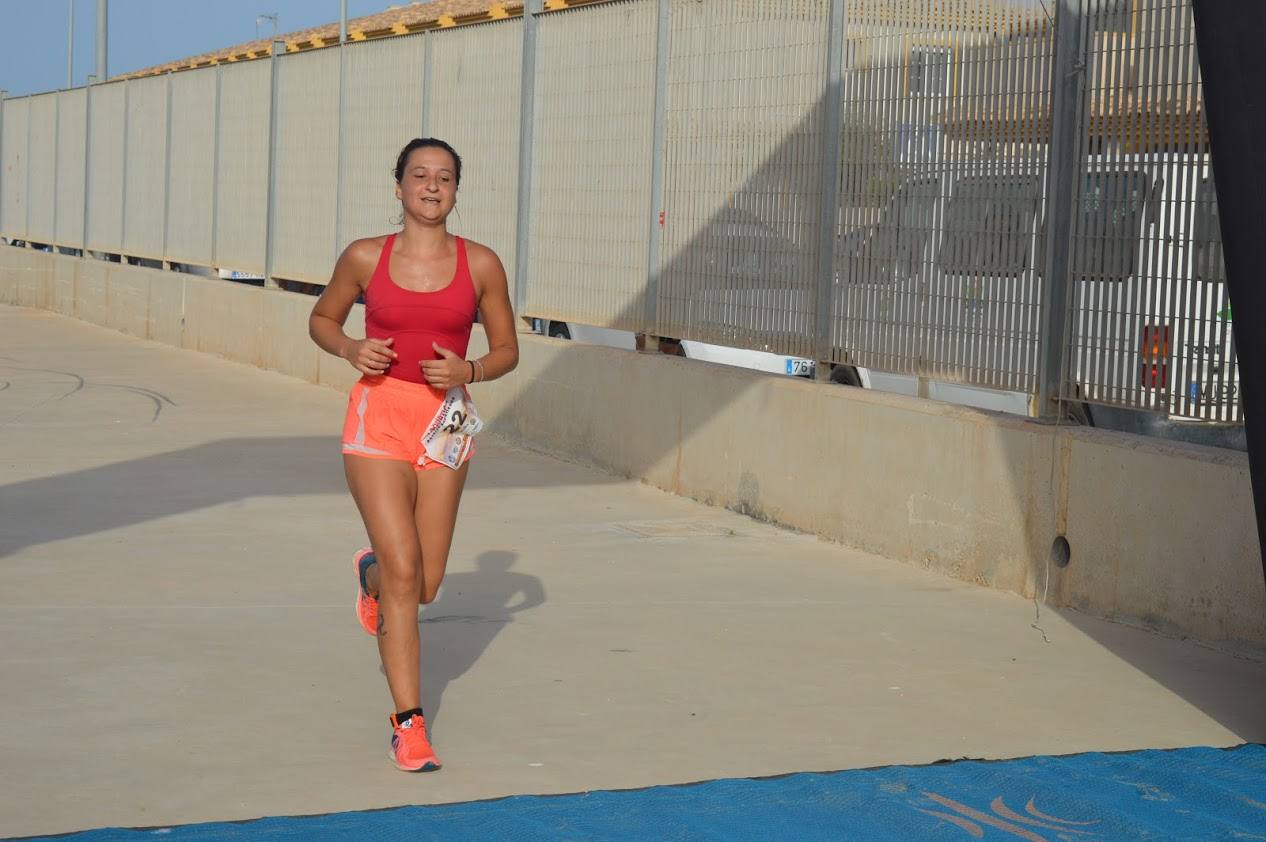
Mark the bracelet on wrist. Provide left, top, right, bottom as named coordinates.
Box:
left=468, top=360, right=476, bottom=384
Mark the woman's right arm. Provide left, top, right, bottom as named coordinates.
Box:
left=309, top=239, right=398, bottom=376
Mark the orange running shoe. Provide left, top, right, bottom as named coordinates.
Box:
left=389, top=713, right=442, bottom=772
left=353, top=547, right=379, bottom=636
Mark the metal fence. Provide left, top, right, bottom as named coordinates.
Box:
left=0, top=0, right=1239, bottom=422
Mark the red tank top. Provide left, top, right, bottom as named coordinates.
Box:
left=364, top=233, right=478, bottom=385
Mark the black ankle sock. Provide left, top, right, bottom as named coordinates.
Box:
left=394, top=707, right=424, bottom=725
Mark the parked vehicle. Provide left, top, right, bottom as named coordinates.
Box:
left=534, top=153, right=1239, bottom=446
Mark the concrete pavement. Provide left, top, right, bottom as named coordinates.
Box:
left=1, top=306, right=1264, bottom=839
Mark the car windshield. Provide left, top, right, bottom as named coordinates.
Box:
left=937, top=175, right=1041, bottom=276
left=1070, top=168, right=1152, bottom=281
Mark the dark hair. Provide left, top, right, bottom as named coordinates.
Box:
left=394, top=137, right=462, bottom=186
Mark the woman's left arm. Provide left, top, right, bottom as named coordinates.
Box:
left=469, top=244, right=519, bottom=382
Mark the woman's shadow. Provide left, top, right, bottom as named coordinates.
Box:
left=410, top=550, right=544, bottom=727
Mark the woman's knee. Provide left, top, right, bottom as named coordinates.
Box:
left=377, top=553, right=422, bottom=597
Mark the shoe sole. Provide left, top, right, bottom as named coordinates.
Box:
left=389, top=751, right=441, bottom=773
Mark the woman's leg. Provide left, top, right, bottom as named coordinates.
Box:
left=344, top=454, right=424, bottom=712
left=414, top=460, right=471, bottom=604
left=361, top=460, right=471, bottom=604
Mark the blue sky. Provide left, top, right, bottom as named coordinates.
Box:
left=1, top=0, right=392, bottom=96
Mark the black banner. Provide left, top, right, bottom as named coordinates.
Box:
left=1192, top=1, right=1266, bottom=585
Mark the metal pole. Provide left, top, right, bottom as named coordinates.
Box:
left=641, top=0, right=670, bottom=339
left=95, top=0, right=107, bottom=83
left=67, top=0, right=75, bottom=88
left=1035, top=0, right=1086, bottom=419
left=82, top=83, right=91, bottom=253
left=334, top=28, right=347, bottom=262
left=210, top=64, right=222, bottom=268
left=264, top=39, right=284, bottom=288
left=813, top=0, right=847, bottom=375
left=161, top=71, right=174, bottom=268
left=119, top=79, right=129, bottom=260
left=340, top=0, right=348, bottom=45
left=25, top=95, right=33, bottom=245
left=52, top=93, right=61, bottom=250
left=0, top=91, right=7, bottom=242
left=512, top=0, right=543, bottom=317
left=420, top=31, right=433, bottom=135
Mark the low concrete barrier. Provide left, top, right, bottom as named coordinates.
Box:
left=3, top=245, right=1262, bottom=649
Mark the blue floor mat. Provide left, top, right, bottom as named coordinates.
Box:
left=15, top=745, right=1266, bottom=841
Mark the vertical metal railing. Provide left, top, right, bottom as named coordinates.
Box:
left=514, top=0, right=544, bottom=317
left=81, top=83, right=90, bottom=255
left=642, top=0, right=671, bottom=338
left=1037, top=0, right=1086, bottom=418
left=815, top=0, right=847, bottom=371
left=118, top=79, right=129, bottom=257
left=264, top=39, right=284, bottom=287
left=160, top=72, right=174, bottom=266
left=209, top=64, right=222, bottom=268
left=0, top=90, right=8, bottom=243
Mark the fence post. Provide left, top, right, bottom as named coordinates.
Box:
left=814, top=0, right=847, bottom=376
left=0, top=90, right=6, bottom=242
left=421, top=30, right=433, bottom=135
left=52, top=91, right=61, bottom=252
left=119, top=79, right=130, bottom=261
left=264, top=39, right=285, bottom=289
left=0, top=89, right=9, bottom=245
left=334, top=33, right=347, bottom=266
left=640, top=0, right=670, bottom=343
left=24, top=94, right=33, bottom=245
left=161, top=71, right=174, bottom=268
left=1036, top=0, right=1086, bottom=419
left=513, top=0, right=543, bottom=320
left=210, top=63, right=222, bottom=268
left=82, top=82, right=91, bottom=254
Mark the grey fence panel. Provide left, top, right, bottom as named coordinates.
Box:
left=213, top=60, right=270, bottom=275
left=526, top=0, right=657, bottom=330
left=1066, top=0, right=1236, bottom=421
left=1, top=96, right=30, bottom=240
left=338, top=35, right=426, bottom=252
left=830, top=1, right=1053, bottom=395
left=86, top=81, right=126, bottom=253
left=657, top=0, right=829, bottom=359
left=26, top=94, right=58, bottom=244
left=429, top=20, right=523, bottom=301
left=0, top=2, right=1239, bottom=425
left=272, top=48, right=340, bottom=283
left=122, top=75, right=169, bottom=260
left=166, top=68, right=217, bottom=266
left=55, top=88, right=87, bottom=247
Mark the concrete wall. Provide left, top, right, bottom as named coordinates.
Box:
left=3, top=245, right=1263, bottom=649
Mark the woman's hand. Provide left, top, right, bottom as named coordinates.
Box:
left=421, top=343, right=471, bottom=389
left=344, top=337, right=396, bottom=375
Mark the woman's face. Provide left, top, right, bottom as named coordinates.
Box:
left=395, top=146, right=458, bottom=224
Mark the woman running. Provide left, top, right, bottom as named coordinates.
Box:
left=309, top=138, right=519, bottom=772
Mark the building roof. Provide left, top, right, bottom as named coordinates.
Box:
left=119, top=0, right=599, bottom=80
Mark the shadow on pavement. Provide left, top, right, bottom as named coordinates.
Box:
left=0, top=436, right=620, bottom=558
left=416, top=550, right=546, bottom=727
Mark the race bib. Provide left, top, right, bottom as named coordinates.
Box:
left=420, top=386, right=483, bottom=470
